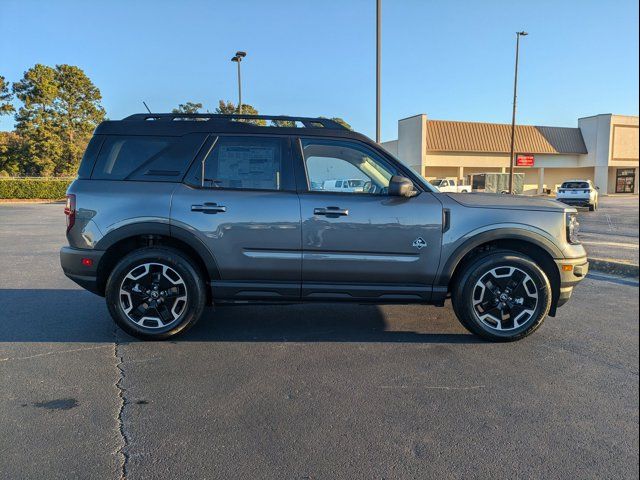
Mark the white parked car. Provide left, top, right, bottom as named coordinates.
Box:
left=556, top=180, right=599, bottom=211
left=429, top=178, right=471, bottom=193
left=322, top=179, right=369, bottom=192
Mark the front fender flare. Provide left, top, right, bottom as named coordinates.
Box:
left=436, top=225, right=563, bottom=286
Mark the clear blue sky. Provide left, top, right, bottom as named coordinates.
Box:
left=1, top=0, right=638, bottom=141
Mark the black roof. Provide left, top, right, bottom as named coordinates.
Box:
left=94, top=113, right=370, bottom=141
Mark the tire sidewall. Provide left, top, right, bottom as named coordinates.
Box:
left=106, top=247, right=206, bottom=340
left=454, top=251, right=552, bottom=341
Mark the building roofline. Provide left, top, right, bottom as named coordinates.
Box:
left=425, top=118, right=581, bottom=131
left=398, top=114, right=426, bottom=122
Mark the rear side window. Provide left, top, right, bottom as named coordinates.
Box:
left=91, top=134, right=207, bottom=181
left=186, top=136, right=294, bottom=191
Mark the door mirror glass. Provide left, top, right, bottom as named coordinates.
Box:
left=388, top=176, right=416, bottom=197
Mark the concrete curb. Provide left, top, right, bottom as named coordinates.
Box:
left=589, top=258, right=639, bottom=279
left=0, top=199, right=65, bottom=204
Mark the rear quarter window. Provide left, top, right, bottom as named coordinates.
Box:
left=77, top=136, right=104, bottom=179
left=91, top=134, right=207, bottom=181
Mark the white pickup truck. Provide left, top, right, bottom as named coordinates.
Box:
left=429, top=178, right=471, bottom=193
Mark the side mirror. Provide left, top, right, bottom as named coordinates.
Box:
left=388, top=175, right=416, bottom=197
left=596, top=186, right=600, bottom=190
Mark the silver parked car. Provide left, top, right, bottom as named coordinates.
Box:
left=60, top=113, right=588, bottom=341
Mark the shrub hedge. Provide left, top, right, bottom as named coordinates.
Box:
left=0, top=178, right=73, bottom=199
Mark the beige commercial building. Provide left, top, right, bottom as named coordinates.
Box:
left=382, top=113, right=639, bottom=195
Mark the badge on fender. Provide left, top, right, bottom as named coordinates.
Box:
left=412, top=237, right=427, bottom=249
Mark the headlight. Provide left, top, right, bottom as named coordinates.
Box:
left=566, top=212, right=580, bottom=244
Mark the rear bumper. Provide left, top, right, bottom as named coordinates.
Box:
left=557, top=198, right=592, bottom=207
left=60, top=247, right=105, bottom=295
left=554, top=256, right=589, bottom=308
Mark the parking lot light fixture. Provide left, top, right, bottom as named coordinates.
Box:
left=508, top=31, right=528, bottom=194
left=231, top=51, right=247, bottom=114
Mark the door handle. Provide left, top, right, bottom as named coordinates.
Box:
left=191, top=203, right=227, bottom=214
left=314, top=206, right=349, bottom=217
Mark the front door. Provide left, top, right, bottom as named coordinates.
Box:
left=171, top=135, right=302, bottom=300
left=296, top=137, right=443, bottom=301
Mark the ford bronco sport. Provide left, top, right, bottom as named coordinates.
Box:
left=60, top=113, right=588, bottom=341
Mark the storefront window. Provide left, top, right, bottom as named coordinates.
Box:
left=615, top=169, right=636, bottom=194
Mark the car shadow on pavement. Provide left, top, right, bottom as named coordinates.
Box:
left=0, top=289, right=481, bottom=344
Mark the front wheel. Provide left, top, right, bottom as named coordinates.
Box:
left=105, top=247, right=206, bottom=340
left=451, top=250, right=552, bottom=341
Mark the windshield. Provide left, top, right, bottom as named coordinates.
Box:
left=430, top=179, right=444, bottom=187
left=562, top=182, right=589, bottom=189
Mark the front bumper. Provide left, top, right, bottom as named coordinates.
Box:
left=60, top=247, right=105, bottom=295
left=554, top=256, right=589, bottom=308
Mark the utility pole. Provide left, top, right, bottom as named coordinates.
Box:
left=231, top=51, right=247, bottom=114
left=508, top=31, right=528, bottom=194
left=376, top=0, right=381, bottom=143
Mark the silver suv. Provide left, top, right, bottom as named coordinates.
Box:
left=60, top=113, right=588, bottom=341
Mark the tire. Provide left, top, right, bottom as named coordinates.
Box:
left=589, top=203, right=595, bottom=212
left=105, top=247, right=206, bottom=340
left=451, top=250, right=552, bottom=342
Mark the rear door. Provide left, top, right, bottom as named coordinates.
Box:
left=295, top=137, right=443, bottom=301
left=171, top=135, right=302, bottom=300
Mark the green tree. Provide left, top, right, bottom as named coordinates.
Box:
left=0, top=76, right=14, bottom=115
left=330, top=117, right=351, bottom=130
left=215, top=100, right=265, bottom=125
left=12, top=64, right=105, bottom=176
left=319, top=116, right=352, bottom=130
left=0, top=132, right=26, bottom=176
left=172, top=102, right=203, bottom=114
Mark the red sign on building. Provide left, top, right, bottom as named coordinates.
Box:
left=516, top=154, right=535, bottom=166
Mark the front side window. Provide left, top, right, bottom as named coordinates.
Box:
left=301, top=138, right=398, bottom=195
left=188, top=136, right=292, bottom=191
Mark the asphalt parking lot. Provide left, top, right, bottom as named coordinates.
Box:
left=576, top=196, right=639, bottom=267
left=1, top=203, right=638, bottom=480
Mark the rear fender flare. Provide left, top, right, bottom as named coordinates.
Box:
left=94, top=221, right=221, bottom=281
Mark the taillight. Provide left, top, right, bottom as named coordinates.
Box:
left=65, top=194, right=76, bottom=233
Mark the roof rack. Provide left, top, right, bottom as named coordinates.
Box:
left=121, top=113, right=348, bottom=130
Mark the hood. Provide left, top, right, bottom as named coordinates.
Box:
left=446, top=193, right=572, bottom=212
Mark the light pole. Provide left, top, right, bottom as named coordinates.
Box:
left=508, top=31, right=528, bottom=194
left=376, top=0, right=381, bottom=143
left=231, top=51, right=246, bottom=114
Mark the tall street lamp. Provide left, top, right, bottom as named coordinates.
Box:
left=508, top=31, right=528, bottom=194
left=231, top=51, right=247, bottom=114
left=376, top=0, right=381, bottom=143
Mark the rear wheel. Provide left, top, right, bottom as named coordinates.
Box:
left=105, top=247, right=206, bottom=340
left=451, top=250, right=552, bottom=341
